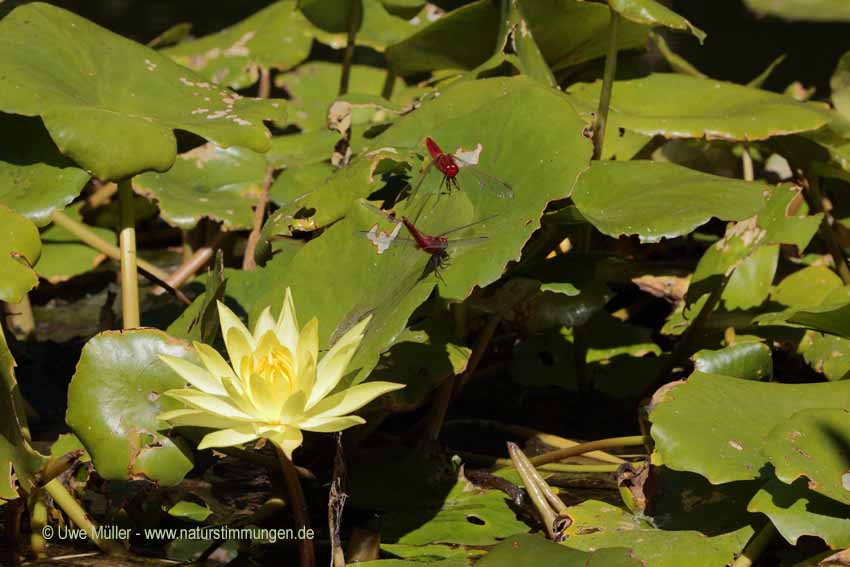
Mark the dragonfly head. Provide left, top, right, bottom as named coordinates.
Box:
left=444, top=162, right=459, bottom=178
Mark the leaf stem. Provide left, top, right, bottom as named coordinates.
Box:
left=508, top=442, right=570, bottom=541
left=381, top=69, right=396, bottom=100
left=492, top=435, right=646, bottom=469
left=592, top=8, right=620, bottom=160
left=804, top=172, right=850, bottom=285
left=339, top=0, right=362, bottom=95
left=43, top=478, right=125, bottom=554
left=457, top=450, right=621, bottom=473
left=117, top=179, right=140, bottom=328
left=4, top=295, right=35, bottom=340
left=259, top=66, right=271, bottom=98
left=159, top=230, right=228, bottom=291
left=51, top=210, right=170, bottom=282
left=29, top=493, right=47, bottom=557
left=730, top=522, right=776, bottom=567
left=275, top=446, right=315, bottom=567
left=243, top=167, right=274, bottom=271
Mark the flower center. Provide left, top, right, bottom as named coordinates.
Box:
left=253, top=345, right=294, bottom=391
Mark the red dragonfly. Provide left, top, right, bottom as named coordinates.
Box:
left=360, top=205, right=495, bottom=277
left=407, top=137, right=514, bottom=202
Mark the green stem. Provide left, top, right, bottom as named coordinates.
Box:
left=339, top=0, right=362, bottom=95
left=805, top=173, right=850, bottom=285
left=458, top=451, right=622, bottom=473
left=4, top=294, right=35, bottom=340
left=505, top=435, right=646, bottom=468
left=43, top=478, right=125, bottom=554
left=51, top=210, right=170, bottom=283
left=29, top=494, right=47, bottom=557
left=650, top=279, right=727, bottom=393
left=243, top=167, right=273, bottom=271
left=731, top=522, right=776, bottom=567
left=508, top=443, right=569, bottom=541
left=380, top=69, right=396, bottom=100
left=117, top=179, right=140, bottom=328
left=275, top=446, right=315, bottom=567
left=592, top=8, right=620, bottom=160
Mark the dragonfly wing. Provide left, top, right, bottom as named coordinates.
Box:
left=446, top=235, right=489, bottom=251
left=454, top=156, right=514, bottom=199
left=405, top=159, right=437, bottom=203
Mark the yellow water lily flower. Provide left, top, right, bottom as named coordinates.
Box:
left=158, top=289, right=404, bottom=458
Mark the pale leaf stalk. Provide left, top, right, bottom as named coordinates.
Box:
left=118, top=178, right=140, bottom=328
left=508, top=442, right=570, bottom=541
left=4, top=295, right=35, bottom=340
left=592, top=8, right=620, bottom=160
left=276, top=446, right=315, bottom=567
left=43, top=479, right=125, bottom=555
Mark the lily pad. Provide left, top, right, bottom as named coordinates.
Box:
left=304, top=0, right=420, bottom=51
left=749, top=477, right=850, bottom=548
left=168, top=500, right=213, bottom=522
left=765, top=408, right=850, bottom=506
left=743, top=0, right=850, bottom=22
left=566, top=74, right=829, bottom=142
left=66, top=329, right=196, bottom=486
left=476, top=534, right=642, bottom=567
left=723, top=244, right=778, bottom=310
left=692, top=342, right=773, bottom=381
left=561, top=500, right=753, bottom=567
left=0, top=205, right=41, bottom=303
left=772, top=266, right=844, bottom=308
left=162, top=0, right=313, bottom=89
left=650, top=372, right=850, bottom=483
left=0, top=113, right=89, bottom=227
left=606, top=0, right=705, bottom=42
left=0, top=2, right=286, bottom=180
left=132, top=144, right=266, bottom=230
left=266, top=129, right=340, bottom=168
left=35, top=204, right=113, bottom=283
left=803, top=334, right=850, bottom=381
left=571, top=161, right=767, bottom=243
left=763, top=289, right=850, bottom=339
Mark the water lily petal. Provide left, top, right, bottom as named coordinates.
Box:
left=295, top=317, right=318, bottom=394
left=158, top=409, right=243, bottom=429
left=253, top=306, right=277, bottom=342
left=218, top=301, right=254, bottom=363
left=302, top=381, right=405, bottom=420
left=276, top=288, right=299, bottom=356
left=308, top=316, right=371, bottom=409
left=297, top=415, right=365, bottom=432
left=193, top=342, right=238, bottom=383
left=220, top=374, right=257, bottom=416
left=246, top=373, right=285, bottom=421
left=164, top=389, right=253, bottom=421
left=295, top=350, right=316, bottom=401
left=226, top=327, right=254, bottom=381
left=268, top=427, right=303, bottom=460
left=159, top=354, right=226, bottom=396
left=198, top=425, right=260, bottom=450
left=279, top=389, right=307, bottom=423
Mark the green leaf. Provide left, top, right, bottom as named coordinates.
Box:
left=476, top=534, right=642, bottom=567
left=605, top=0, right=706, bottom=42
left=561, top=500, right=753, bottom=567
left=50, top=433, right=90, bottom=463
left=779, top=293, right=850, bottom=339
left=269, top=162, right=335, bottom=207
left=168, top=501, right=213, bottom=522
left=66, top=329, right=196, bottom=486
left=277, top=62, right=406, bottom=132
left=803, top=333, right=850, bottom=381
left=193, top=250, right=227, bottom=346
left=303, top=0, right=419, bottom=50
left=523, top=0, right=649, bottom=72
left=386, top=0, right=500, bottom=76
left=692, top=342, right=773, bottom=381
left=748, top=477, right=850, bottom=548
left=571, top=161, right=767, bottom=243
left=162, top=1, right=313, bottom=89
left=0, top=325, right=46, bottom=501
left=722, top=244, right=778, bottom=310
left=650, top=372, right=850, bottom=483
left=764, top=408, right=850, bottom=506
left=743, top=0, right=850, bottom=22
left=0, top=2, right=286, bottom=180
left=772, top=267, right=844, bottom=309
left=132, top=144, right=267, bottom=230
left=0, top=113, right=89, bottom=227
left=34, top=203, right=113, bottom=283
left=0, top=205, right=41, bottom=303
left=832, top=51, right=850, bottom=121
left=266, top=129, right=340, bottom=168
left=566, top=74, right=829, bottom=142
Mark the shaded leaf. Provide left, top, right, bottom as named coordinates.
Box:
left=0, top=113, right=89, bottom=227
left=692, top=342, right=773, bottom=381
left=0, top=205, right=41, bottom=303
left=168, top=500, right=213, bottom=522
left=605, top=0, right=705, bottom=42
left=66, top=330, right=196, bottom=486
left=743, top=0, right=850, bottom=22
left=35, top=203, right=112, bottom=283
left=0, top=3, right=286, bottom=180
left=723, top=244, right=778, bottom=310
left=476, top=534, right=642, bottom=567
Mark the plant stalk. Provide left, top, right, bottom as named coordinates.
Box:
left=43, top=478, right=125, bottom=554
left=275, top=446, right=315, bottom=567
left=4, top=295, right=35, bottom=340
left=731, top=522, right=776, bottom=567
left=51, top=210, right=170, bottom=282
left=29, top=493, right=47, bottom=557
left=258, top=66, right=271, bottom=98
left=160, top=230, right=228, bottom=292
left=458, top=450, right=621, bottom=473
left=243, top=167, right=274, bottom=271
left=804, top=173, right=850, bottom=284
left=513, top=435, right=646, bottom=468
left=381, top=69, right=396, bottom=100
left=508, top=442, right=570, bottom=541
left=117, top=179, right=140, bottom=328
left=339, top=0, right=362, bottom=95
left=592, top=8, right=620, bottom=160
